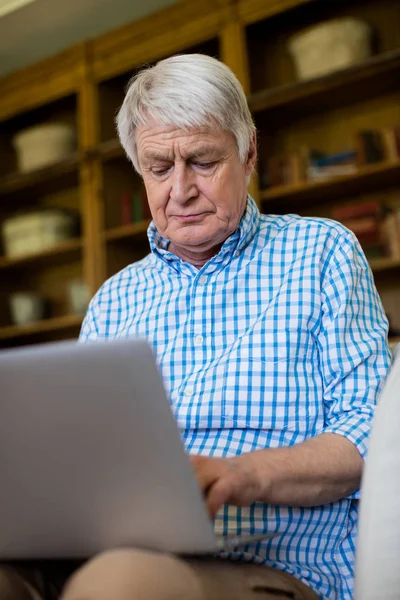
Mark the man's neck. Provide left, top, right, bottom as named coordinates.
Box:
left=168, top=242, right=223, bottom=269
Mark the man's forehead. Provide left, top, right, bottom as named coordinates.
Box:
left=137, top=123, right=232, bottom=161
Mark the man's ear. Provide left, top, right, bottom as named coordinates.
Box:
left=245, top=131, right=257, bottom=176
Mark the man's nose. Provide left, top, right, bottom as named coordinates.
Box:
left=169, top=164, right=198, bottom=203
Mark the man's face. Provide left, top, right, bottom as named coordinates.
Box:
left=136, top=121, right=256, bottom=256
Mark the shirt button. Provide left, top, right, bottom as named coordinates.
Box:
left=184, top=387, right=193, bottom=397
left=195, top=335, right=204, bottom=345
left=199, top=275, right=207, bottom=284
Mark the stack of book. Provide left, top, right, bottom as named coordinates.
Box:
left=263, top=148, right=358, bottom=187
left=307, top=150, right=358, bottom=181
left=120, top=187, right=151, bottom=226
left=261, top=125, right=400, bottom=189
left=331, top=201, right=400, bottom=261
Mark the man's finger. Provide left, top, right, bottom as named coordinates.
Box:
left=206, top=478, right=234, bottom=518
left=190, top=455, right=221, bottom=492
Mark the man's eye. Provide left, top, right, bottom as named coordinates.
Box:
left=195, top=162, right=214, bottom=169
left=152, top=167, right=170, bottom=176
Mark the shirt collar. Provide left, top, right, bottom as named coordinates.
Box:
left=147, top=195, right=260, bottom=265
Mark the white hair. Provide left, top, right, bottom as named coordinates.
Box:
left=116, top=53, right=255, bottom=173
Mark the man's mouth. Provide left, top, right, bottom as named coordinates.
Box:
left=172, top=212, right=210, bottom=222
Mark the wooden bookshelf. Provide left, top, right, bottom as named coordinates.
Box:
left=0, top=314, right=83, bottom=341
left=104, top=220, right=151, bottom=242
left=249, top=48, right=400, bottom=117
left=260, top=161, right=400, bottom=208
left=1, top=0, right=400, bottom=346
left=0, top=239, right=82, bottom=270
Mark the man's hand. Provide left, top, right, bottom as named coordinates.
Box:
left=190, top=434, right=363, bottom=518
left=189, top=454, right=263, bottom=518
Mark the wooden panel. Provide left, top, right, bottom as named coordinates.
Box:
left=238, top=0, right=310, bottom=25
left=76, top=46, right=105, bottom=295
left=219, top=11, right=260, bottom=206
left=0, top=44, right=86, bottom=122
left=77, top=44, right=101, bottom=150
left=221, top=19, right=250, bottom=93
left=91, top=1, right=227, bottom=81
left=80, top=161, right=105, bottom=296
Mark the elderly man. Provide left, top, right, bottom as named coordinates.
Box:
left=0, top=54, right=391, bottom=600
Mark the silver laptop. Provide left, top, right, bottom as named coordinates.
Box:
left=0, top=337, right=274, bottom=560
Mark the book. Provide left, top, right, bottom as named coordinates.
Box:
left=266, top=152, right=307, bottom=187
left=131, top=192, right=143, bottom=223
left=381, top=127, right=399, bottom=162
left=121, top=192, right=131, bottom=225
left=281, top=153, right=304, bottom=185
left=140, top=187, right=152, bottom=219
left=332, top=201, right=382, bottom=221
left=355, top=130, right=385, bottom=165
left=312, top=150, right=357, bottom=168
left=307, top=164, right=358, bottom=180
left=341, top=216, right=382, bottom=246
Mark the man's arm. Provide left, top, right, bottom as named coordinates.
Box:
left=192, top=432, right=362, bottom=517
left=192, top=229, right=391, bottom=517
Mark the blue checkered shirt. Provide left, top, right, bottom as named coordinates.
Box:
left=80, top=197, right=391, bottom=599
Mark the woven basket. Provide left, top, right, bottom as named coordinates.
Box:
left=288, top=18, right=373, bottom=81
left=13, top=123, right=76, bottom=173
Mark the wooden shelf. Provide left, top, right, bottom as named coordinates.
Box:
left=389, top=336, right=400, bottom=348
left=0, top=313, right=83, bottom=341
left=0, top=154, right=80, bottom=197
left=249, top=48, right=400, bottom=117
left=104, top=220, right=151, bottom=242
left=370, top=257, right=400, bottom=273
left=260, top=161, right=400, bottom=208
left=97, top=138, right=125, bottom=161
left=0, top=238, right=82, bottom=270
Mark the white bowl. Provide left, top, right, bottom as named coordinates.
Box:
left=68, top=280, right=90, bottom=315
left=288, top=18, right=373, bottom=81
left=9, top=293, right=45, bottom=326
left=13, top=123, right=76, bottom=173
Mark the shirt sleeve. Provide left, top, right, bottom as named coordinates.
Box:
left=316, top=229, right=392, bottom=467
left=79, top=296, right=100, bottom=342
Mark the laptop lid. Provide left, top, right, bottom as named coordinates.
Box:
left=0, top=338, right=219, bottom=559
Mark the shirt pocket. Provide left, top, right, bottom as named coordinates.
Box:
left=222, top=328, right=318, bottom=432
